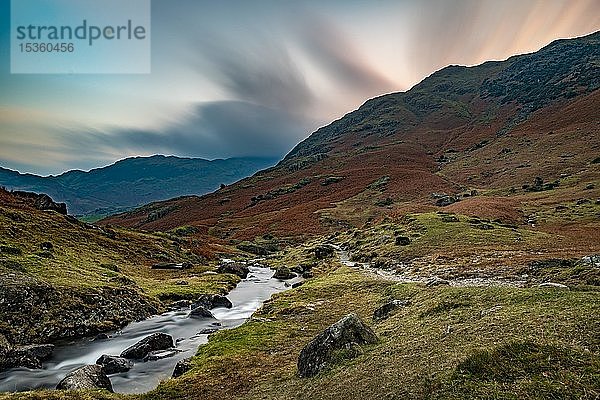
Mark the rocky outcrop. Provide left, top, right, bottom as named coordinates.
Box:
left=373, top=300, right=411, bottom=321
left=12, top=191, right=67, bottom=215
left=56, top=364, right=113, bottom=391
left=120, top=333, right=174, bottom=360
left=0, top=343, right=54, bottom=371
left=192, top=294, right=232, bottom=310
left=217, top=263, right=249, bottom=278
left=96, top=354, right=133, bottom=374
left=172, top=357, right=193, bottom=378
left=314, top=245, right=335, bottom=260
left=273, top=266, right=296, bottom=280
left=436, top=195, right=459, bottom=207
left=0, top=275, right=159, bottom=347
left=298, top=313, right=378, bottom=378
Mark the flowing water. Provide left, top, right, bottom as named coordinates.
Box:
left=0, top=265, right=296, bottom=394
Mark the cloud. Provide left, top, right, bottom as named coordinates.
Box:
left=198, top=38, right=314, bottom=114
left=295, top=14, right=395, bottom=96
left=10, top=100, right=315, bottom=174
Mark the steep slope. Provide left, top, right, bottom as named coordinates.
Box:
left=102, top=31, right=600, bottom=241
left=0, top=156, right=277, bottom=219
left=0, top=188, right=240, bottom=354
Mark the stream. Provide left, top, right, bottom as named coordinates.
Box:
left=0, top=265, right=297, bottom=394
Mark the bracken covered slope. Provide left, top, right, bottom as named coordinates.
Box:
left=101, top=31, right=600, bottom=242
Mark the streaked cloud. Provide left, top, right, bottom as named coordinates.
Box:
left=0, top=0, right=599, bottom=174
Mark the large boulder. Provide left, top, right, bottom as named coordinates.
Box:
left=120, top=333, right=174, bottom=360
left=217, top=263, right=249, bottom=278
left=96, top=354, right=133, bottom=374
left=192, top=294, right=232, bottom=310
left=56, top=364, right=113, bottom=391
left=297, top=313, right=378, bottom=378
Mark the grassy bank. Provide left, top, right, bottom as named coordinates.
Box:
left=2, top=263, right=598, bottom=400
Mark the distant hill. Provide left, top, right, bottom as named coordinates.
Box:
left=0, top=156, right=277, bottom=219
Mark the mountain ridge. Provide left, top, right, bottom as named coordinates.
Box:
left=0, top=155, right=278, bottom=218
left=102, top=31, right=600, bottom=240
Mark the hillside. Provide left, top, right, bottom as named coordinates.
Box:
left=101, top=32, right=600, bottom=243
left=0, top=188, right=244, bottom=352
left=0, top=156, right=276, bottom=219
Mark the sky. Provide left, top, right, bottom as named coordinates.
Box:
left=0, top=0, right=599, bottom=176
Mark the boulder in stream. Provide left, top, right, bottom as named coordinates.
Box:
left=297, top=313, right=378, bottom=378
left=120, top=332, right=174, bottom=360
left=217, top=262, right=249, bottom=278
left=96, top=354, right=133, bottom=374
left=193, top=294, right=232, bottom=309
left=56, top=364, right=113, bottom=392
left=189, top=305, right=216, bottom=319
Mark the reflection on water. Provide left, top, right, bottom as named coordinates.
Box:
left=0, top=266, right=295, bottom=394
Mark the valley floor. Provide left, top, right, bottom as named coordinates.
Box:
left=3, top=256, right=598, bottom=400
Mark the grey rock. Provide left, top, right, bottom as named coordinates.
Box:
left=39, top=242, right=53, bottom=251
left=170, top=300, right=192, bottom=309
left=56, top=364, right=113, bottom=391
left=273, top=266, right=297, bottom=280
left=120, top=333, right=174, bottom=359
left=314, top=245, right=335, bottom=260
left=172, top=357, right=192, bottom=378
left=302, top=271, right=314, bottom=279
left=395, top=236, right=411, bottom=246
left=440, top=214, right=459, bottom=223
left=436, top=196, right=458, bottom=207
left=0, top=344, right=54, bottom=370
left=217, top=263, right=249, bottom=278
left=580, top=255, right=600, bottom=268
left=373, top=300, right=411, bottom=321
left=298, top=313, right=377, bottom=378
left=189, top=305, right=216, bottom=319
left=96, top=354, right=133, bottom=374
left=192, top=294, right=232, bottom=310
